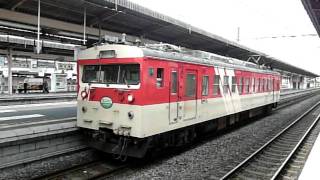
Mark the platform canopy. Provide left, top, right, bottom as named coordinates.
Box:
left=302, top=0, right=320, bottom=37
left=0, top=0, right=318, bottom=77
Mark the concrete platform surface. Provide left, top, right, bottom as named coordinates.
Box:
left=280, top=88, right=319, bottom=96
left=0, top=92, right=76, bottom=100
left=0, top=92, right=77, bottom=105
left=0, top=101, right=76, bottom=124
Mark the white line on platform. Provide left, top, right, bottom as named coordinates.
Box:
left=0, top=114, right=45, bottom=121
left=0, top=110, right=17, bottom=113
left=0, top=101, right=77, bottom=110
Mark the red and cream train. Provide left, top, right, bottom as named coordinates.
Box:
left=77, top=44, right=281, bottom=158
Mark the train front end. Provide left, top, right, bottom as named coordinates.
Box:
left=77, top=44, right=147, bottom=158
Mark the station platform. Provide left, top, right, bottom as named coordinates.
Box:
left=280, top=88, right=318, bottom=96
left=0, top=92, right=77, bottom=105
left=299, top=125, right=320, bottom=179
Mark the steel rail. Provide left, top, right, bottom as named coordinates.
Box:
left=220, top=101, right=320, bottom=179
left=271, top=109, right=320, bottom=180
left=35, top=160, right=128, bottom=180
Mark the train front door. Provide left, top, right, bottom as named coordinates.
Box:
left=169, top=68, right=179, bottom=124
left=182, top=69, right=198, bottom=121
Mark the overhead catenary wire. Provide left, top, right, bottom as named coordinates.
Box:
left=250, top=33, right=318, bottom=40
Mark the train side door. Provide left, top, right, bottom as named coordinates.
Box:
left=200, top=69, right=209, bottom=116
left=183, top=69, right=198, bottom=121
left=169, top=68, right=179, bottom=124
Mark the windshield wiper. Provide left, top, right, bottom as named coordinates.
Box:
left=124, top=78, right=130, bottom=88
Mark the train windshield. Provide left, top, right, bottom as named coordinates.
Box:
left=82, top=64, right=140, bottom=85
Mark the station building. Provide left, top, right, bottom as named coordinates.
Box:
left=0, top=57, right=76, bottom=93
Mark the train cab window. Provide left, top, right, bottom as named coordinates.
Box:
left=171, top=71, right=177, bottom=94
left=213, top=75, right=220, bottom=95
left=202, top=76, right=209, bottom=96
left=185, top=73, right=196, bottom=97
left=156, top=68, right=164, bottom=88
left=82, top=64, right=140, bottom=85
left=238, top=77, right=243, bottom=94
left=232, top=76, right=236, bottom=93
left=223, top=76, right=229, bottom=94
left=82, top=65, right=100, bottom=83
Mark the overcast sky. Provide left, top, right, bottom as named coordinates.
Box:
left=129, top=0, right=320, bottom=75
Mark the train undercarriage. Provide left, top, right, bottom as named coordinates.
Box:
left=81, top=104, right=276, bottom=160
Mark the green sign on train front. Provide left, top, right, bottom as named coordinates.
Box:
left=100, top=97, right=113, bottom=109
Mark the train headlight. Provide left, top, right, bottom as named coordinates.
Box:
left=127, top=94, right=134, bottom=103
left=100, top=97, right=113, bottom=109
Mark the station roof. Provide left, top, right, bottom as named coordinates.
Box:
left=0, top=0, right=318, bottom=77
left=302, top=0, right=320, bottom=37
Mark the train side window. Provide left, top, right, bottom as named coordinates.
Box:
left=156, top=68, right=164, bottom=88
left=213, top=75, right=220, bottom=95
left=255, top=78, right=259, bottom=92
left=223, top=76, right=229, bottom=94
left=238, top=77, right=243, bottom=94
left=232, top=76, right=236, bottom=93
left=148, top=68, right=154, bottom=76
left=185, top=73, right=196, bottom=97
left=259, top=78, right=263, bottom=92
left=202, top=76, right=209, bottom=96
left=171, top=71, right=177, bottom=94
left=248, top=78, right=251, bottom=93
left=244, top=78, right=249, bottom=93
left=269, top=79, right=271, bottom=91
left=250, top=78, right=256, bottom=93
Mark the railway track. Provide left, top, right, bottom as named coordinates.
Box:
left=220, top=101, right=320, bottom=180
left=277, top=89, right=320, bottom=110
left=34, top=160, right=127, bottom=180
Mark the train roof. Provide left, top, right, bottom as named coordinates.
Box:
left=78, top=44, right=280, bottom=76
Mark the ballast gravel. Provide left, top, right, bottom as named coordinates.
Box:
left=0, top=149, right=97, bottom=180
left=107, top=93, right=320, bottom=180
